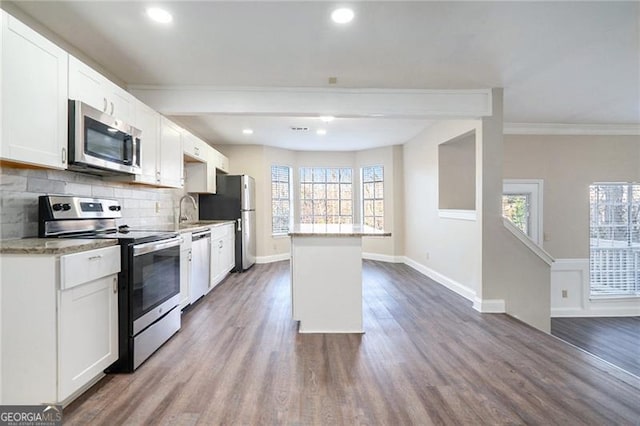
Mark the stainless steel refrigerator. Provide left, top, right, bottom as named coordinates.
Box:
left=199, top=175, right=256, bottom=272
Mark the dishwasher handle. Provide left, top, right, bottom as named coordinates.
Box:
left=192, top=231, right=211, bottom=241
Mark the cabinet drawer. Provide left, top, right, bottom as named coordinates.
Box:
left=60, top=246, right=120, bottom=290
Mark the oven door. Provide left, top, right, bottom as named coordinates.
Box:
left=131, top=236, right=181, bottom=336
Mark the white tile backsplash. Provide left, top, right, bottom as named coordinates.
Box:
left=0, top=164, right=185, bottom=239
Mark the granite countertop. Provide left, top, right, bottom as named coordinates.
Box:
left=151, top=221, right=236, bottom=234
left=288, top=224, right=392, bottom=237
left=0, top=238, right=118, bottom=255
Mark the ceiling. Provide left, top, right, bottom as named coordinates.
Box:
left=10, top=1, right=640, bottom=150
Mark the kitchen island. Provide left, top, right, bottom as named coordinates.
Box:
left=289, top=224, right=391, bottom=333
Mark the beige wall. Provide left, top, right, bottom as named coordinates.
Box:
left=216, top=144, right=404, bottom=260
left=438, top=131, right=476, bottom=210
left=403, top=120, right=483, bottom=296
left=504, top=135, right=640, bottom=259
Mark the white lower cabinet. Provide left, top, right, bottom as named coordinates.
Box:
left=0, top=246, right=120, bottom=405
left=209, top=223, right=235, bottom=290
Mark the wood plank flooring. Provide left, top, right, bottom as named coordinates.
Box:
left=551, top=316, right=640, bottom=377
left=63, top=261, right=640, bottom=425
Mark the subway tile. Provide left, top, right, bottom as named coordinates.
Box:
left=65, top=182, right=93, bottom=196
left=27, top=177, right=66, bottom=194
left=0, top=175, right=28, bottom=192
left=114, top=187, right=133, bottom=199
left=92, top=185, right=115, bottom=198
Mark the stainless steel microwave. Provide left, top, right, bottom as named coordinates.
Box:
left=68, top=100, right=141, bottom=175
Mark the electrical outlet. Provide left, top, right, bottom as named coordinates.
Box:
left=155, top=201, right=160, bottom=213
left=425, top=252, right=430, bottom=260
left=561, top=290, right=568, bottom=298
left=543, top=232, right=550, bottom=242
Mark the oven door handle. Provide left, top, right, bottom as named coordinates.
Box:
left=133, top=236, right=182, bottom=257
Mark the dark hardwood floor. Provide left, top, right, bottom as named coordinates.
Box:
left=551, top=316, right=640, bottom=377
left=64, top=261, right=640, bottom=425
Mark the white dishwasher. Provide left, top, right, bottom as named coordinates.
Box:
left=190, top=229, right=211, bottom=304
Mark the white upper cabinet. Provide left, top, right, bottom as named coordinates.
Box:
left=159, top=117, right=184, bottom=188
left=129, top=99, right=161, bottom=185
left=183, top=132, right=206, bottom=163
left=1, top=11, right=68, bottom=169
left=68, top=55, right=133, bottom=123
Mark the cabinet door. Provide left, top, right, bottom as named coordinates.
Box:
left=180, top=248, right=191, bottom=309
left=68, top=55, right=107, bottom=112
left=106, top=82, right=133, bottom=123
left=224, top=231, right=236, bottom=272
left=133, top=100, right=161, bottom=185
left=159, top=117, right=184, bottom=188
left=58, top=274, right=118, bottom=401
left=1, top=11, right=68, bottom=169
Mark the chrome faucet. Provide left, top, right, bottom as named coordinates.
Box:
left=178, top=194, right=197, bottom=223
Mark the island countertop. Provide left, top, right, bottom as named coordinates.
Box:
left=288, top=223, right=391, bottom=237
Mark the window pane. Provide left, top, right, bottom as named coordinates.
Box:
left=340, top=168, right=352, bottom=183
left=327, top=169, right=340, bottom=182
left=313, top=168, right=326, bottom=182
left=374, top=200, right=384, bottom=216
left=364, top=217, right=374, bottom=227
left=300, top=167, right=312, bottom=182
left=313, top=183, right=326, bottom=199
left=364, top=200, right=374, bottom=216
left=301, top=200, right=313, bottom=216
left=363, top=183, right=374, bottom=199
left=502, top=194, right=529, bottom=236
left=271, top=165, right=291, bottom=234
left=341, top=200, right=352, bottom=216
left=327, top=215, right=340, bottom=224
left=374, top=217, right=384, bottom=230
left=326, top=200, right=339, bottom=216
left=375, top=182, right=384, bottom=199
left=301, top=184, right=313, bottom=200
left=313, top=200, right=326, bottom=216
left=341, top=184, right=352, bottom=200
left=326, top=184, right=339, bottom=199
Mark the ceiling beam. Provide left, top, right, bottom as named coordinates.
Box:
left=128, top=86, right=493, bottom=119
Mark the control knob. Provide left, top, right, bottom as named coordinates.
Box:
left=109, top=205, right=121, bottom=211
left=52, top=203, right=63, bottom=211
left=62, top=203, right=71, bottom=211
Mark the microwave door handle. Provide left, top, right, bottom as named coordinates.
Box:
left=123, top=135, right=133, bottom=165
left=131, top=137, right=138, bottom=168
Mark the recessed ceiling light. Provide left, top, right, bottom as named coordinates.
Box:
left=319, top=116, right=335, bottom=123
left=331, top=8, right=354, bottom=24
left=146, top=7, right=173, bottom=24
left=317, top=129, right=327, bottom=135
left=242, top=129, right=254, bottom=135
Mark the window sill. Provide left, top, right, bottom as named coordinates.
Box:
left=589, top=294, right=640, bottom=301
left=272, top=233, right=290, bottom=239
left=438, top=209, right=477, bottom=221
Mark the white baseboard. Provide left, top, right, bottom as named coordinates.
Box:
left=403, top=256, right=477, bottom=302
left=255, top=253, right=290, bottom=264
left=473, top=297, right=506, bottom=313
left=362, top=252, right=405, bottom=263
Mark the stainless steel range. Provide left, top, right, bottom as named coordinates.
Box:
left=39, top=195, right=181, bottom=372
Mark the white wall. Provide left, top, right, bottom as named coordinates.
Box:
left=403, top=120, right=483, bottom=300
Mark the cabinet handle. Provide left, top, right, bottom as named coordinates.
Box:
left=61, top=147, right=67, bottom=164
left=113, top=277, right=117, bottom=294
left=110, top=101, right=114, bottom=116
left=219, top=241, right=223, bottom=249
left=195, top=147, right=199, bottom=156
left=88, top=255, right=103, bottom=261
left=103, top=97, right=108, bottom=112
left=188, top=249, right=192, bottom=261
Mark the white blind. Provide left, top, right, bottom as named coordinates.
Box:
left=590, top=183, right=640, bottom=295
left=271, top=165, right=291, bottom=234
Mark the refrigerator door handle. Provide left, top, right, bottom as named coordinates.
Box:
left=237, top=218, right=242, bottom=232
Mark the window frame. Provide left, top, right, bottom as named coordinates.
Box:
left=589, top=182, right=640, bottom=297
left=361, top=165, right=385, bottom=231
left=271, top=165, right=292, bottom=236
left=299, top=167, right=354, bottom=225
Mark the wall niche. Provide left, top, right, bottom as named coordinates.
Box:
left=438, top=130, right=476, bottom=213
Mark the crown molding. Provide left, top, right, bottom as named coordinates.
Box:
left=504, top=122, right=640, bottom=136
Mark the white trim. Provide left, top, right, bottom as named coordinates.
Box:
left=403, top=256, right=477, bottom=302
left=502, top=218, right=554, bottom=266
left=551, top=258, right=640, bottom=317
left=128, top=86, right=493, bottom=118
left=472, top=297, right=506, bottom=313
left=256, top=253, right=290, bottom=264
left=504, top=122, right=640, bottom=136
left=362, top=252, right=404, bottom=263
left=438, top=209, right=477, bottom=221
